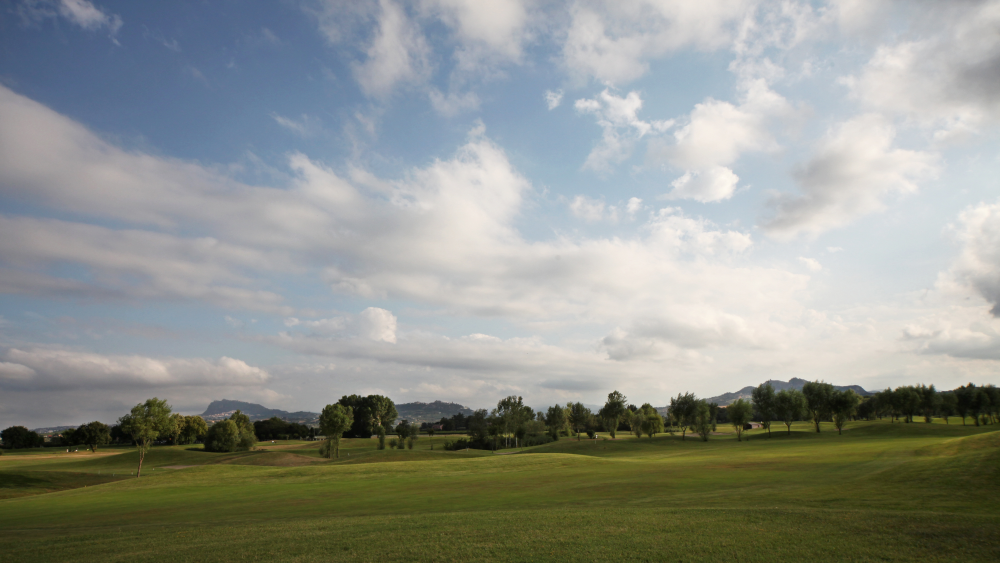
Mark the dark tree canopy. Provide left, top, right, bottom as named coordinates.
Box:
left=1, top=426, right=43, bottom=449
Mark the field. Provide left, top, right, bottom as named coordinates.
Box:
left=1, top=420, right=998, bottom=562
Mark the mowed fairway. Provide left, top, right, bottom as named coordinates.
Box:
left=1, top=421, right=998, bottom=562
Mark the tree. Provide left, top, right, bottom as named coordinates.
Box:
left=830, top=390, right=861, bottom=435
left=628, top=409, right=644, bottom=439
left=167, top=413, right=185, bottom=445
left=694, top=401, right=712, bottom=442
left=76, top=421, right=111, bottom=453
left=204, top=410, right=257, bottom=453
left=955, top=385, right=973, bottom=425
left=497, top=396, right=528, bottom=448
left=598, top=390, right=628, bottom=439
left=774, top=389, right=806, bottom=435
left=917, top=384, right=938, bottom=423
left=318, top=404, right=353, bottom=459
left=204, top=420, right=239, bottom=452
left=467, top=409, right=488, bottom=443
left=408, top=423, right=420, bottom=449
left=365, top=395, right=397, bottom=449
left=669, top=393, right=698, bottom=441
left=118, top=398, right=173, bottom=477
left=544, top=405, right=566, bottom=439
left=728, top=399, right=752, bottom=442
left=751, top=383, right=776, bottom=437
left=802, top=381, right=835, bottom=432
left=970, top=386, right=989, bottom=427
left=708, top=403, right=719, bottom=432
left=1, top=426, right=43, bottom=449
left=180, top=416, right=208, bottom=444
left=567, top=402, right=591, bottom=441
left=939, top=392, right=957, bottom=424
left=638, top=404, right=663, bottom=439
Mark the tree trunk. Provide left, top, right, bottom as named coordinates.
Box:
left=136, top=447, right=145, bottom=478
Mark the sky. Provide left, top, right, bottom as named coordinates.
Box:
left=1, top=0, right=999, bottom=428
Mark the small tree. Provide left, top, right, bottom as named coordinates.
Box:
left=802, top=381, right=834, bottom=432
left=567, top=402, right=591, bottom=441
left=694, top=401, right=712, bottom=442
left=545, top=405, right=566, bottom=440
left=118, top=398, right=173, bottom=477
left=917, top=384, right=938, bottom=423
left=729, top=399, right=752, bottom=442
left=598, top=390, right=628, bottom=439
left=77, top=421, right=111, bottom=453
left=319, top=404, right=353, bottom=459
left=669, top=393, right=697, bottom=441
left=168, top=413, right=185, bottom=445
left=598, top=391, right=627, bottom=439
left=180, top=416, right=208, bottom=444
left=939, top=392, right=956, bottom=424
left=407, top=423, right=420, bottom=449
left=639, top=404, right=663, bottom=438
left=830, top=390, right=861, bottom=435
left=751, top=383, right=776, bottom=437
left=708, top=403, right=719, bottom=431
left=1, top=426, right=44, bottom=449
left=774, top=389, right=806, bottom=435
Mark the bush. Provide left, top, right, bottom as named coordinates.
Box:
left=522, top=434, right=554, bottom=447
left=389, top=438, right=399, bottom=449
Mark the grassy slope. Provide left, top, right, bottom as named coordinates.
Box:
left=0, top=421, right=997, bottom=562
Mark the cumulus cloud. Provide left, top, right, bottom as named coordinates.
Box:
left=561, top=0, right=752, bottom=84
left=0, top=348, right=270, bottom=391
left=421, top=0, right=530, bottom=72
left=352, top=0, right=431, bottom=97
left=762, top=114, right=938, bottom=239
left=944, top=201, right=1000, bottom=317
left=798, top=257, right=822, bottom=272
left=652, top=80, right=794, bottom=202
left=575, top=89, right=673, bottom=171
left=843, top=1, right=1000, bottom=138
left=568, top=195, right=613, bottom=222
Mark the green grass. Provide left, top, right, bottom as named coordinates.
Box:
left=0, top=420, right=997, bottom=562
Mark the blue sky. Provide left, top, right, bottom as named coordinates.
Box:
left=1, top=0, right=999, bottom=427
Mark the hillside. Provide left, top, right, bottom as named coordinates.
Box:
left=657, top=378, right=872, bottom=412
left=201, top=400, right=319, bottom=424
left=395, top=401, right=474, bottom=423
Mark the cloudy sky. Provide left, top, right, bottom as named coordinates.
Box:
left=1, top=0, right=999, bottom=428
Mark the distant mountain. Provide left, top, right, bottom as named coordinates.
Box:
left=702, top=378, right=871, bottom=407
left=655, top=378, right=872, bottom=412
left=395, top=401, right=474, bottom=423
left=200, top=399, right=474, bottom=425
left=201, top=399, right=318, bottom=424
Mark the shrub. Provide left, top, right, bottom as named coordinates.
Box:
left=204, top=420, right=239, bottom=452
left=522, top=434, right=554, bottom=447
left=389, top=438, right=399, bottom=449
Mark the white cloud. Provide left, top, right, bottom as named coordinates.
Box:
left=843, top=1, right=1000, bottom=137
left=943, top=201, right=1000, bottom=316
left=271, top=113, right=322, bottom=137
left=353, top=0, right=431, bottom=97
left=357, top=307, right=398, bottom=343
left=15, top=0, right=123, bottom=42
left=762, top=113, right=938, bottom=239
left=653, top=80, right=793, bottom=202
left=561, top=0, right=753, bottom=84
left=0, top=348, right=270, bottom=391
left=575, top=88, right=673, bottom=171
left=665, top=167, right=740, bottom=203
left=428, top=88, right=480, bottom=116
left=421, top=0, right=530, bottom=72
left=626, top=197, right=643, bottom=217
left=544, top=89, right=563, bottom=110
left=568, top=195, right=614, bottom=222
left=798, top=257, right=822, bottom=272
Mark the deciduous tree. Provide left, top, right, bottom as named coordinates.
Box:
left=598, top=390, right=627, bottom=439
left=544, top=405, right=566, bottom=439
left=567, top=402, right=591, bottom=441
left=802, top=381, right=834, bottom=432
left=774, top=389, right=806, bottom=435
left=77, top=421, right=110, bottom=453
left=751, top=383, right=776, bottom=437
left=319, top=404, right=353, bottom=459
left=118, top=398, right=173, bottom=477
left=728, top=399, right=752, bottom=442
left=830, top=390, right=861, bottom=435
left=694, top=401, right=712, bottom=442
left=669, top=393, right=697, bottom=441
